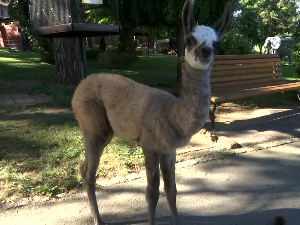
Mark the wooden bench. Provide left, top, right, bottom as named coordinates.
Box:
left=179, top=54, right=300, bottom=128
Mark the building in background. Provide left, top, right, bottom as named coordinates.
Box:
left=0, top=0, right=24, bottom=50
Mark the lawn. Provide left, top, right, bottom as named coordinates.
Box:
left=0, top=105, right=145, bottom=202
left=0, top=49, right=178, bottom=96
left=0, top=48, right=299, bottom=203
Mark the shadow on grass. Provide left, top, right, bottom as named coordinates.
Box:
left=0, top=111, right=76, bottom=127
left=0, top=135, right=58, bottom=161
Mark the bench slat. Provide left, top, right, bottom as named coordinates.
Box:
left=214, top=54, right=280, bottom=60
left=211, top=77, right=283, bottom=89
left=212, top=62, right=281, bottom=71
left=211, top=72, right=281, bottom=83
left=211, top=67, right=281, bottom=77
left=213, top=58, right=280, bottom=65
left=178, top=55, right=299, bottom=105
left=212, top=81, right=283, bottom=93
left=211, top=82, right=300, bottom=103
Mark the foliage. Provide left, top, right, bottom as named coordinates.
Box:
left=161, top=49, right=169, bottom=55
left=277, top=38, right=294, bottom=64
left=292, top=42, right=300, bottom=77
left=136, top=49, right=143, bottom=56
left=35, top=38, right=55, bottom=65
left=99, top=36, right=107, bottom=51
left=86, top=48, right=103, bottom=61
left=218, top=30, right=253, bottom=55
left=236, top=0, right=298, bottom=52
left=8, top=0, right=55, bottom=64
left=97, top=50, right=137, bottom=69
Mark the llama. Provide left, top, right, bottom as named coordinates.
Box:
left=263, top=36, right=281, bottom=54
left=71, top=0, right=233, bottom=224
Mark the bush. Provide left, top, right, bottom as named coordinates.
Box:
left=292, top=42, right=300, bottom=77
left=277, top=38, right=294, bottom=64
left=33, top=37, right=55, bottom=65
left=218, top=30, right=253, bottom=55
left=136, top=49, right=143, bottom=56
left=97, top=50, right=137, bottom=69
left=86, top=48, right=103, bottom=61
left=99, top=36, right=107, bottom=51
left=161, top=48, right=168, bottom=55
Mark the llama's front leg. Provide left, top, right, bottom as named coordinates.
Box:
left=144, top=150, right=161, bottom=225
left=160, top=152, right=179, bottom=225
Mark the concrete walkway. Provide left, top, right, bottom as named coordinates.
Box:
left=0, top=93, right=53, bottom=107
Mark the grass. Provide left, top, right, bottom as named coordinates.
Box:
left=0, top=105, right=145, bottom=201
left=0, top=49, right=178, bottom=95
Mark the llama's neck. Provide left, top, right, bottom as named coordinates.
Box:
left=171, top=61, right=212, bottom=136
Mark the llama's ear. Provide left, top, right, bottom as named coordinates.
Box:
left=214, top=1, right=233, bottom=38
left=182, top=0, right=196, bottom=35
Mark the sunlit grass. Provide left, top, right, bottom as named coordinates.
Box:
left=0, top=106, right=144, bottom=201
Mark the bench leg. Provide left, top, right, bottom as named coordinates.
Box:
left=209, top=101, right=217, bottom=129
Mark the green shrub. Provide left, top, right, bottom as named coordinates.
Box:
left=277, top=39, right=294, bottom=64
left=86, top=48, right=103, bottom=61
left=218, top=30, right=253, bottom=55
left=97, top=50, right=137, bottom=69
left=99, top=36, right=107, bottom=51
left=136, top=49, right=143, bottom=56
left=107, top=46, right=118, bottom=51
left=292, top=42, right=300, bottom=77
left=33, top=37, right=55, bottom=65
left=161, top=48, right=168, bottom=55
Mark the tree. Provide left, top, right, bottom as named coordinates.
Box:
left=237, top=0, right=298, bottom=53
left=53, top=0, right=85, bottom=85
left=130, top=0, right=237, bottom=83
left=8, top=0, right=85, bottom=85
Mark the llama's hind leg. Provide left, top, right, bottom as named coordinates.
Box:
left=77, top=106, right=113, bottom=225
left=144, top=150, right=161, bottom=225
left=160, top=153, right=179, bottom=225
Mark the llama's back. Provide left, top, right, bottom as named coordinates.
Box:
left=72, top=73, right=176, bottom=143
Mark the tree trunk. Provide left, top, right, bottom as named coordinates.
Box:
left=259, top=44, right=263, bottom=54
left=53, top=38, right=83, bottom=85
left=52, top=0, right=85, bottom=85
left=176, top=23, right=185, bottom=85
left=123, top=26, right=136, bottom=56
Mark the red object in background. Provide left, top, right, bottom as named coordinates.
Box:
left=0, top=22, right=21, bottom=48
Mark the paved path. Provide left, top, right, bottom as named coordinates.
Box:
left=0, top=93, right=53, bottom=107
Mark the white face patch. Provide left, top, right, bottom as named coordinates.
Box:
left=185, top=25, right=218, bottom=70
left=193, top=25, right=218, bottom=46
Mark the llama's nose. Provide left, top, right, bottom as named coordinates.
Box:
left=201, top=46, right=213, bottom=59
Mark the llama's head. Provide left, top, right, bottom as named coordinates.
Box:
left=183, top=0, right=233, bottom=70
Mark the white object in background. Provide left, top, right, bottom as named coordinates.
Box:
left=82, top=0, right=103, bottom=4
